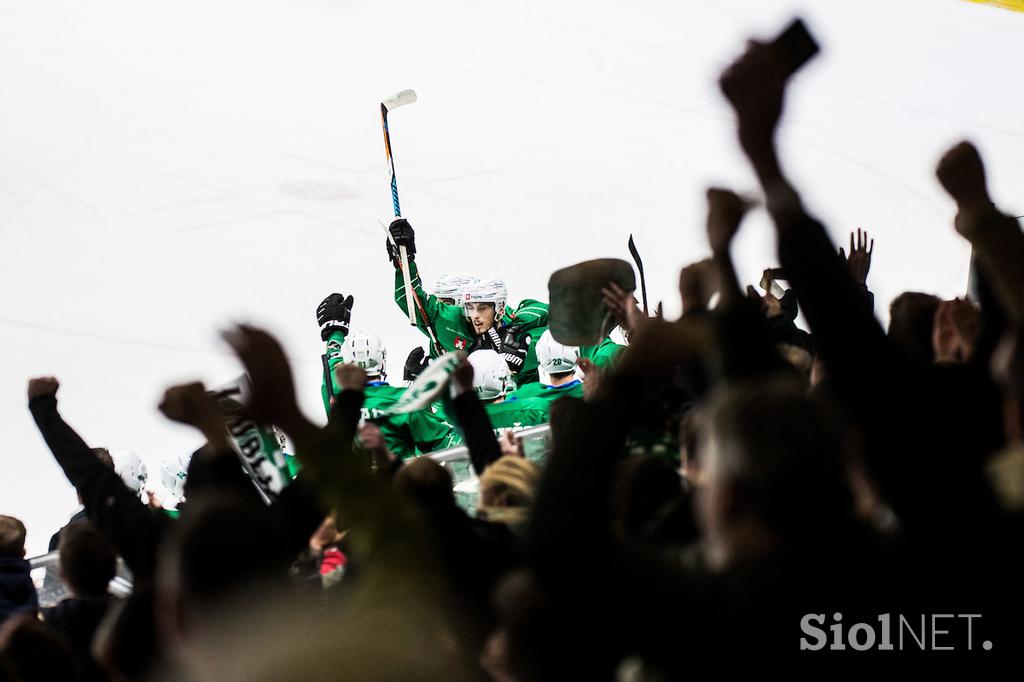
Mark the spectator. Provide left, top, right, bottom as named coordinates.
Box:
left=42, top=521, right=117, bottom=663
left=0, top=614, right=77, bottom=681
left=0, top=516, right=37, bottom=625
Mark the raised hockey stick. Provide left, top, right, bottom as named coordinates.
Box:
left=381, top=89, right=418, bottom=326
left=628, top=234, right=649, bottom=315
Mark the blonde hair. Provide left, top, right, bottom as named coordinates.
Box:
left=477, top=456, right=541, bottom=525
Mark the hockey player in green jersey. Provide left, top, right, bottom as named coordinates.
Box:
left=506, top=330, right=584, bottom=404
left=337, top=332, right=452, bottom=458
left=386, top=218, right=549, bottom=383
left=314, top=293, right=451, bottom=457
left=443, top=349, right=549, bottom=448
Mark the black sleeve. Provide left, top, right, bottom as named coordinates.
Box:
left=449, top=392, right=502, bottom=475
left=970, top=257, right=1006, bottom=372
left=270, top=477, right=326, bottom=560
left=29, top=394, right=169, bottom=579
left=774, top=206, right=895, bottom=400
left=714, top=297, right=793, bottom=384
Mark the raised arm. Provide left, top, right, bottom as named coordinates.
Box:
left=936, top=141, right=1024, bottom=325
left=704, top=188, right=792, bottom=382
left=386, top=219, right=451, bottom=350
left=718, top=33, right=892, bottom=392
left=315, top=292, right=353, bottom=412
left=28, top=378, right=168, bottom=578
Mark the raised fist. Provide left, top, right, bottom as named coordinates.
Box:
left=936, top=141, right=991, bottom=210
left=28, top=376, right=59, bottom=401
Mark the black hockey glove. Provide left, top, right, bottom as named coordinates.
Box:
left=403, top=347, right=430, bottom=382
left=385, top=218, right=416, bottom=263
left=316, top=293, right=353, bottom=341
left=479, top=326, right=528, bottom=373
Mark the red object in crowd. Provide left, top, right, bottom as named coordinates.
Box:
left=320, top=548, right=347, bottom=575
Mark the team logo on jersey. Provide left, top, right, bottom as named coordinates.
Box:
left=454, top=337, right=466, bottom=350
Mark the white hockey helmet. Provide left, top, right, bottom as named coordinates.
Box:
left=432, top=274, right=477, bottom=303
left=343, top=331, right=387, bottom=379
left=110, top=449, right=147, bottom=494
left=160, top=451, right=191, bottom=503
left=463, top=278, right=508, bottom=320
left=468, top=349, right=516, bottom=400
left=536, top=329, right=580, bottom=376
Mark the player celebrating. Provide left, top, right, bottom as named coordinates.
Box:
left=443, top=350, right=549, bottom=449
left=386, top=218, right=549, bottom=382
left=314, top=293, right=451, bottom=457
left=506, top=330, right=584, bottom=403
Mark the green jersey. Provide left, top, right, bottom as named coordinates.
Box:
left=320, top=330, right=349, bottom=411
left=394, top=261, right=473, bottom=358
left=579, top=337, right=625, bottom=369
left=393, top=260, right=550, bottom=382
left=506, top=379, right=584, bottom=404
left=349, top=383, right=454, bottom=459
left=319, top=338, right=451, bottom=458
left=443, top=396, right=549, bottom=448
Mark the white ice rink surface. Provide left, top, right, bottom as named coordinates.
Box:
left=1, top=0, right=1022, bottom=553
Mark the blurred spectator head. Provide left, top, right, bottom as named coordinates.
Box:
left=57, top=521, right=117, bottom=598
left=888, top=291, right=941, bottom=364
left=696, top=379, right=854, bottom=570
left=612, top=456, right=682, bottom=542
left=0, top=614, right=77, bottom=681
left=394, top=458, right=454, bottom=512
left=478, top=456, right=540, bottom=525
left=0, top=517, right=26, bottom=559
left=157, top=497, right=292, bottom=647
left=481, top=570, right=547, bottom=682
left=91, top=447, right=114, bottom=468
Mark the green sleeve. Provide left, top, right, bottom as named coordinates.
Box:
left=508, top=299, right=549, bottom=330
left=394, top=260, right=442, bottom=337
left=320, top=329, right=348, bottom=414
left=395, top=261, right=476, bottom=357
left=580, top=337, right=625, bottom=369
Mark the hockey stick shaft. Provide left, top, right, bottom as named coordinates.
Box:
left=381, top=102, right=417, bottom=325
left=322, top=353, right=335, bottom=406
left=628, top=234, right=649, bottom=315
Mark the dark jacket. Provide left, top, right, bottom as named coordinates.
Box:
left=48, top=509, right=88, bottom=552
left=42, top=595, right=113, bottom=658
left=0, top=556, right=38, bottom=624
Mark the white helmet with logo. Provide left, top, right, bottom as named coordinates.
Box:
left=535, top=329, right=580, bottom=376
left=110, top=449, right=148, bottom=495
left=343, top=331, right=387, bottom=379
left=463, top=278, right=508, bottom=320
left=468, top=349, right=516, bottom=401
left=160, top=451, right=191, bottom=503
left=432, top=274, right=478, bottom=303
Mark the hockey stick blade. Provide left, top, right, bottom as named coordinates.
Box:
left=382, top=89, right=418, bottom=112
left=627, top=234, right=649, bottom=315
